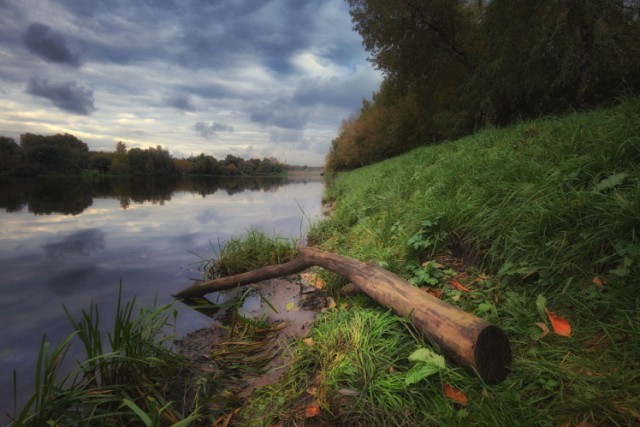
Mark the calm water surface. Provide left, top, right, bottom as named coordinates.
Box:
left=0, top=175, right=324, bottom=420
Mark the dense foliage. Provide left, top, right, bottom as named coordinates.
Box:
left=90, top=144, right=286, bottom=176
left=327, top=0, right=640, bottom=171
left=0, top=133, right=90, bottom=175
left=0, top=133, right=286, bottom=176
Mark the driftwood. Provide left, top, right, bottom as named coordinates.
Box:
left=174, top=246, right=511, bottom=384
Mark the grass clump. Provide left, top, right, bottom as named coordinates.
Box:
left=205, top=228, right=297, bottom=279
left=10, top=286, right=216, bottom=426
left=238, top=99, right=640, bottom=426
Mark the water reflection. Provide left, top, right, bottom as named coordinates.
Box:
left=0, top=175, right=313, bottom=215
left=43, top=229, right=106, bottom=259
left=0, top=175, right=324, bottom=421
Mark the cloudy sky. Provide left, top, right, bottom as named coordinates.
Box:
left=0, top=0, right=382, bottom=166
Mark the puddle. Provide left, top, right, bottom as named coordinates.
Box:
left=175, top=274, right=329, bottom=399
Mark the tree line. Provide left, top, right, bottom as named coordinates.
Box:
left=326, top=0, right=640, bottom=171
left=0, top=134, right=286, bottom=176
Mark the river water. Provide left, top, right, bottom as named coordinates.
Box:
left=0, top=174, right=324, bottom=421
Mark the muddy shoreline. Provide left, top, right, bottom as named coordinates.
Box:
left=175, top=274, right=329, bottom=400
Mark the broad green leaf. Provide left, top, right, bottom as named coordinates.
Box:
left=477, top=302, right=494, bottom=313
left=593, top=172, right=627, bottom=192
left=408, top=348, right=445, bottom=368
left=405, top=363, right=443, bottom=385
left=535, top=294, right=547, bottom=319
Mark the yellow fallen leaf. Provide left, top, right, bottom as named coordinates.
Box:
left=303, top=337, right=314, bottom=347
left=286, top=301, right=296, bottom=311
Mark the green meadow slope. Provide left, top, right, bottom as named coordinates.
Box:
left=240, top=98, right=640, bottom=426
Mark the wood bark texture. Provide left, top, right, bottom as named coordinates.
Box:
left=174, top=246, right=511, bottom=384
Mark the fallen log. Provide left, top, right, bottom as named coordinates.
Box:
left=174, top=246, right=511, bottom=384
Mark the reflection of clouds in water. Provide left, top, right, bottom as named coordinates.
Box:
left=43, top=229, right=105, bottom=259
left=195, top=208, right=223, bottom=225
left=47, top=264, right=99, bottom=295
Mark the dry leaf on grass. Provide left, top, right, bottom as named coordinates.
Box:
left=451, top=279, right=471, bottom=293
left=444, top=383, right=468, bottom=405
left=546, top=308, right=572, bottom=337
left=305, top=403, right=321, bottom=418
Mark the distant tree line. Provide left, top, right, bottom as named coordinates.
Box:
left=327, top=0, right=640, bottom=171
left=0, top=133, right=89, bottom=175
left=91, top=142, right=286, bottom=176
left=0, top=134, right=286, bottom=176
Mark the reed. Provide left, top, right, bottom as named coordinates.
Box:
left=10, top=285, right=216, bottom=426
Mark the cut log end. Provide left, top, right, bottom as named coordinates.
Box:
left=474, top=325, right=512, bottom=385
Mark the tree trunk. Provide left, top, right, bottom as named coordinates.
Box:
left=174, top=246, right=511, bottom=384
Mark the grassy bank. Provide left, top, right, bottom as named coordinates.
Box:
left=238, top=99, right=640, bottom=425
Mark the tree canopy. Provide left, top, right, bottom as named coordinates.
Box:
left=327, top=0, right=640, bottom=171
left=1, top=133, right=288, bottom=177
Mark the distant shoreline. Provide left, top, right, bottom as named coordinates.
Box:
left=285, top=169, right=324, bottom=180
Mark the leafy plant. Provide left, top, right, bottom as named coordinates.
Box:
left=407, top=260, right=456, bottom=286
left=407, top=214, right=447, bottom=257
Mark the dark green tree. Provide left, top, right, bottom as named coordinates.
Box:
left=91, top=156, right=112, bottom=173
left=0, top=136, right=22, bottom=174
left=19, top=133, right=89, bottom=174
left=473, top=0, right=640, bottom=125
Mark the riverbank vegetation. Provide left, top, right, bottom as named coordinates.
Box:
left=236, top=99, right=640, bottom=425
left=327, top=0, right=640, bottom=171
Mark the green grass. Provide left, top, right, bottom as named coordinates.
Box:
left=239, top=98, right=640, bottom=426
left=205, top=228, right=298, bottom=279
left=10, top=286, right=217, bottom=426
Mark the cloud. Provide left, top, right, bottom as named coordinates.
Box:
left=0, top=0, right=383, bottom=166
left=292, top=67, right=381, bottom=110
left=26, top=77, right=95, bottom=115
left=193, top=121, right=234, bottom=139
left=248, top=99, right=310, bottom=130
left=165, top=93, right=196, bottom=112
left=23, top=22, right=81, bottom=67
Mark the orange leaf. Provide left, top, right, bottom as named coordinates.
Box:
left=444, top=383, right=468, bottom=405
left=592, top=276, right=605, bottom=289
left=546, top=308, right=572, bottom=337
left=305, top=403, right=321, bottom=418
left=451, top=279, right=471, bottom=293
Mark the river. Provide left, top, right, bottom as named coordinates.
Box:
left=0, top=174, right=324, bottom=421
